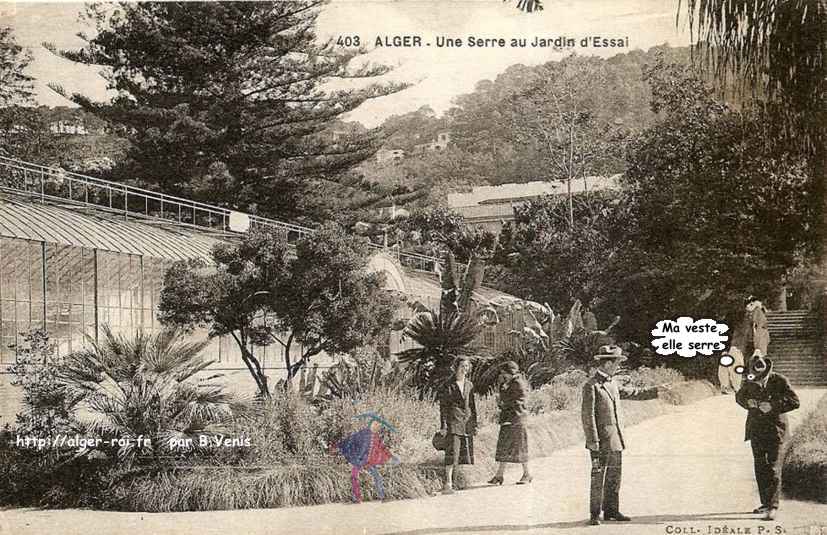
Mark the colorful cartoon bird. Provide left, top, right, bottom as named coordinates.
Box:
left=334, top=412, right=400, bottom=503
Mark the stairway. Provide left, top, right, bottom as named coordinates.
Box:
left=766, top=310, right=827, bottom=386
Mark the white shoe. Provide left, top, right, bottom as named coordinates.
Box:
left=763, top=508, right=777, bottom=521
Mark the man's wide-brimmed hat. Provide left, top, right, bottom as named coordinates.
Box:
left=593, top=345, right=628, bottom=362
left=354, top=411, right=397, bottom=433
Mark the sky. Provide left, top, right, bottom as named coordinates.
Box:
left=2, top=0, right=694, bottom=127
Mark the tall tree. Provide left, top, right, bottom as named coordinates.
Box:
left=0, top=26, right=32, bottom=107
left=610, top=59, right=812, bottom=341
left=158, top=224, right=397, bottom=396
left=495, top=191, right=621, bottom=310
left=496, top=55, right=628, bottom=226
left=0, top=27, right=61, bottom=162
left=50, top=2, right=405, bottom=222
left=678, top=0, right=826, bottom=276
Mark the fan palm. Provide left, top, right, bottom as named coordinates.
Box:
left=58, top=327, right=250, bottom=465
left=397, top=310, right=488, bottom=392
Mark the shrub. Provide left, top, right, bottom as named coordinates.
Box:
left=557, top=329, right=614, bottom=368
left=525, top=382, right=583, bottom=414
left=474, top=345, right=569, bottom=394
left=475, top=394, right=499, bottom=426
left=319, top=386, right=440, bottom=464
left=0, top=425, right=117, bottom=508
left=57, top=327, right=250, bottom=465
left=221, top=388, right=328, bottom=467
left=8, top=329, right=75, bottom=440
left=783, top=391, right=827, bottom=503
left=550, top=368, right=590, bottom=387
left=105, top=462, right=447, bottom=511
left=618, top=365, right=684, bottom=390
left=317, top=346, right=413, bottom=401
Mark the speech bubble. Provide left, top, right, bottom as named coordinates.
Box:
left=651, top=317, right=729, bottom=358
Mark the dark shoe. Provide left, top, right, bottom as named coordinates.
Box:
left=605, top=512, right=631, bottom=521
left=487, top=475, right=504, bottom=485
left=753, top=505, right=769, bottom=514
left=516, top=474, right=533, bottom=485
left=589, top=518, right=601, bottom=526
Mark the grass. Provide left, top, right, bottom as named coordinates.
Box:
left=103, top=377, right=716, bottom=511
left=108, top=463, right=448, bottom=511
left=0, top=368, right=718, bottom=512
left=782, top=390, right=827, bottom=503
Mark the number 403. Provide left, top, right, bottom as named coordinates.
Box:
left=336, top=35, right=361, bottom=47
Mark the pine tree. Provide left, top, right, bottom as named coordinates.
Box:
left=50, top=2, right=405, bottom=222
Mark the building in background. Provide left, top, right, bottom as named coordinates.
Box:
left=0, top=157, right=524, bottom=415
left=375, top=148, right=405, bottom=164
left=449, top=175, right=622, bottom=233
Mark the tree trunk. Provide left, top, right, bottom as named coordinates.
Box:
left=284, top=339, right=293, bottom=390
left=232, top=331, right=269, bottom=398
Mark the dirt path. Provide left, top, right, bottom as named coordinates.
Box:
left=2, top=389, right=826, bottom=535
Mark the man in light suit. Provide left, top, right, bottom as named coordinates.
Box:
left=719, top=296, right=770, bottom=394
left=581, top=345, right=660, bottom=526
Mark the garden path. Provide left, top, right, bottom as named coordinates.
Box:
left=2, top=389, right=826, bottom=535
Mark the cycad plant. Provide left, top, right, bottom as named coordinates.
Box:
left=58, top=327, right=249, bottom=465
left=319, top=347, right=414, bottom=401
left=397, top=310, right=485, bottom=393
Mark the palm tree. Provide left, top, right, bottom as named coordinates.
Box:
left=677, top=0, right=826, bottom=274
left=397, top=309, right=486, bottom=392
left=58, top=327, right=249, bottom=465
left=509, top=0, right=543, bottom=12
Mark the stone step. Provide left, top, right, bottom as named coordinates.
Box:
left=773, top=367, right=827, bottom=374
left=766, top=351, right=822, bottom=356
left=772, top=368, right=827, bottom=376
left=767, top=330, right=821, bottom=337
left=775, top=366, right=827, bottom=371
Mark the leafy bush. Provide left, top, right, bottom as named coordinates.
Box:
left=8, top=330, right=75, bottom=439
left=557, top=328, right=615, bottom=368
left=618, top=365, right=684, bottom=390
left=320, top=386, right=440, bottom=464
left=783, top=392, right=827, bottom=503
left=475, top=394, right=499, bottom=426
left=318, top=346, right=413, bottom=400
left=474, top=345, right=569, bottom=394
left=526, top=382, right=584, bottom=414
left=0, top=425, right=117, bottom=508
left=550, top=368, right=590, bottom=387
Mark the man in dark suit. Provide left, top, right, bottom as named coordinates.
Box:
left=735, top=352, right=799, bottom=520
left=581, top=345, right=660, bottom=526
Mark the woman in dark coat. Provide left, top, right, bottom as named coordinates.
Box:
left=488, top=360, right=532, bottom=485
left=438, top=356, right=477, bottom=494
